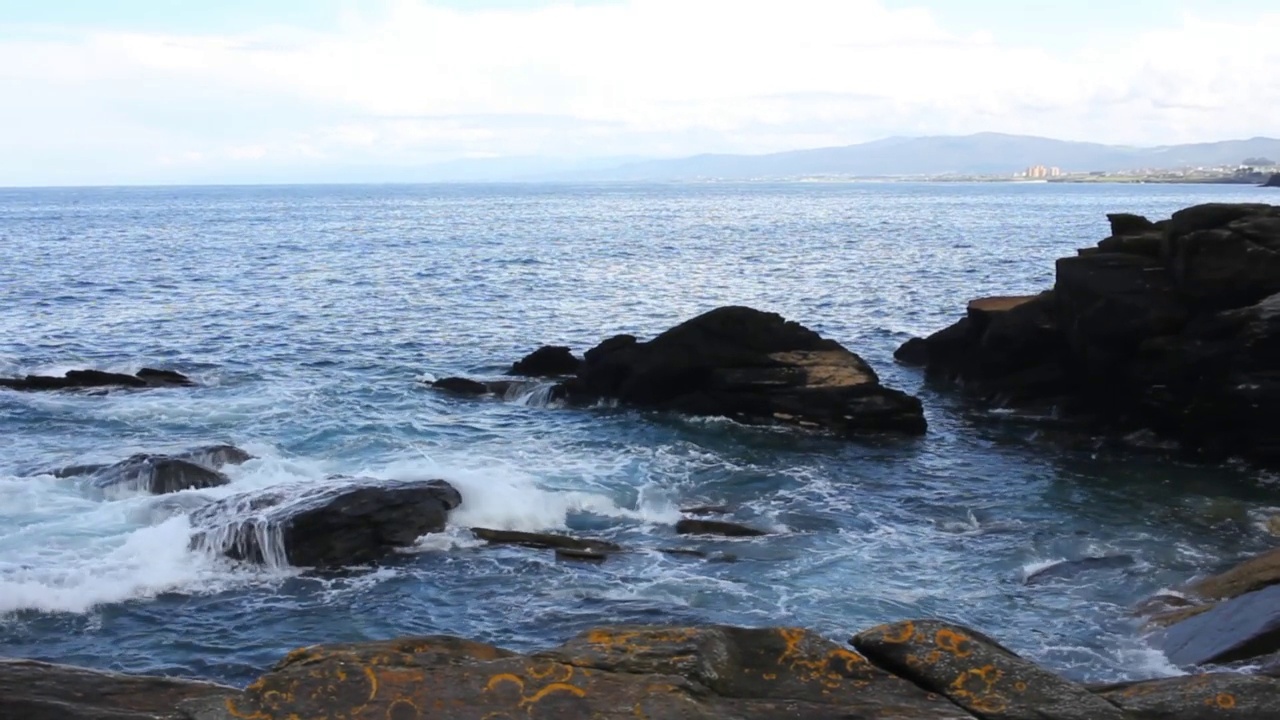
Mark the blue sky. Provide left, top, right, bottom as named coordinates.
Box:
left=1, top=0, right=1277, bottom=185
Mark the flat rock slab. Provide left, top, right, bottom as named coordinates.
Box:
left=1188, top=547, right=1280, bottom=601
left=852, top=619, right=1127, bottom=720
left=1097, top=672, right=1280, bottom=719
left=0, top=368, right=195, bottom=391
left=208, top=626, right=972, bottom=719
left=1162, top=584, right=1280, bottom=666
left=0, top=658, right=235, bottom=720
left=675, top=518, right=768, bottom=537
left=471, top=528, right=622, bottom=554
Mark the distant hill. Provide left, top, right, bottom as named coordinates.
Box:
left=561, top=133, right=1280, bottom=181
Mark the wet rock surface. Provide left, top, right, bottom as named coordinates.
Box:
left=0, top=657, right=236, bottom=720
left=675, top=518, right=769, bottom=537
left=0, top=368, right=195, bottom=391
left=471, top=528, right=622, bottom=554
left=1161, top=584, right=1280, bottom=666
left=51, top=445, right=253, bottom=495
left=189, top=478, right=461, bottom=568
left=898, top=203, right=1280, bottom=466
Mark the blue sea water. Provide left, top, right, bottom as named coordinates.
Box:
left=0, top=181, right=1276, bottom=686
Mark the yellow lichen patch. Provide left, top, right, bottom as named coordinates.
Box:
left=947, top=664, right=1006, bottom=713
left=1213, top=693, right=1237, bottom=710
left=525, top=660, right=573, bottom=683
left=485, top=674, right=527, bottom=694
left=768, top=350, right=873, bottom=388
left=874, top=621, right=917, bottom=645
left=518, top=682, right=587, bottom=708
left=582, top=627, right=698, bottom=652
left=933, top=629, right=973, bottom=658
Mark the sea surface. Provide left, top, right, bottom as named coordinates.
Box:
left=1, top=181, right=1277, bottom=686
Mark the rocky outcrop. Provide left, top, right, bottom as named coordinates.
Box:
left=0, top=368, right=195, bottom=391
left=675, top=518, right=768, bottom=537
left=1264, top=173, right=1280, bottom=188
left=16, top=620, right=1280, bottom=720
left=53, top=444, right=253, bottom=496
left=437, top=306, right=925, bottom=438
left=511, top=345, right=582, bottom=376
left=898, top=203, right=1280, bottom=466
left=471, top=528, right=621, bottom=554
left=0, top=657, right=236, bottom=720
left=189, top=478, right=461, bottom=568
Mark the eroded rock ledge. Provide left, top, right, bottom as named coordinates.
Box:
left=897, top=202, right=1280, bottom=466
left=0, top=368, right=195, bottom=391
left=8, top=620, right=1280, bottom=720
left=435, top=305, right=927, bottom=437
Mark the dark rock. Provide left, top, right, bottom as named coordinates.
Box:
left=0, top=657, right=236, bottom=720
left=189, top=478, right=461, bottom=568
left=1162, top=584, right=1280, bottom=666
left=852, top=618, right=1127, bottom=720
left=51, top=462, right=108, bottom=478
left=675, top=519, right=768, bottom=537
left=214, top=625, right=974, bottom=719
left=555, top=548, right=607, bottom=562
left=471, top=528, right=621, bottom=554
left=1097, top=673, right=1280, bottom=719
left=1024, top=554, right=1136, bottom=585
left=174, top=444, right=254, bottom=469
left=894, top=337, right=931, bottom=365
left=564, top=306, right=926, bottom=437
left=1107, top=212, right=1157, bottom=237
left=659, top=547, right=709, bottom=558
left=0, top=368, right=194, bottom=392
left=432, top=377, right=491, bottom=395
left=511, top=345, right=581, bottom=377
left=90, top=455, right=231, bottom=496
left=1265, top=173, right=1280, bottom=188
left=898, top=202, right=1280, bottom=467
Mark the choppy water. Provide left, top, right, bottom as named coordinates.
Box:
left=1, top=182, right=1277, bottom=685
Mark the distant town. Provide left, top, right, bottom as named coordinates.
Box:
left=1005, top=159, right=1280, bottom=184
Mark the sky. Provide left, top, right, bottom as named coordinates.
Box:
left=1, top=0, right=1278, bottom=185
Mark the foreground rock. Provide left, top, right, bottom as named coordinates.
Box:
left=0, top=367, right=195, bottom=391
left=897, top=203, right=1280, bottom=466
left=189, top=478, right=461, bottom=568
left=0, top=658, right=235, bottom=720
left=440, top=306, right=926, bottom=438
left=853, top=619, right=1129, bottom=720
left=13, top=619, right=1280, bottom=719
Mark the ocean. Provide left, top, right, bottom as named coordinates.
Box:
left=0, top=181, right=1275, bottom=686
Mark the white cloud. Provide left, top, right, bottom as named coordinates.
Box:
left=1, top=0, right=1278, bottom=184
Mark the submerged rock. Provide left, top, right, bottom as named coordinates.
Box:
left=430, top=377, right=524, bottom=397
left=471, top=528, right=621, bottom=554
left=1024, top=554, right=1136, bottom=585
left=0, top=368, right=195, bottom=392
left=0, top=657, right=235, bottom=720
left=510, top=345, right=582, bottom=377
left=897, top=202, right=1280, bottom=467
left=852, top=619, right=1128, bottom=720
left=675, top=519, right=768, bottom=537
left=189, top=478, right=461, bottom=568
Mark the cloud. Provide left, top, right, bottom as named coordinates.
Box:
left=1, top=0, right=1278, bottom=184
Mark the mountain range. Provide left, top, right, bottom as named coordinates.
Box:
left=548, top=133, right=1280, bottom=181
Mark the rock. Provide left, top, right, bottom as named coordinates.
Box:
left=564, top=306, right=926, bottom=437
left=0, top=657, right=236, bottom=720
left=1268, top=515, right=1280, bottom=537
left=213, top=625, right=974, bottom=719
left=1265, top=173, right=1280, bottom=188
left=471, top=528, right=621, bottom=554
left=1024, top=554, right=1136, bottom=585
left=89, top=455, right=231, bottom=496
left=898, top=202, right=1280, bottom=467
left=432, top=377, right=492, bottom=395
left=659, top=547, right=709, bottom=558
left=852, top=619, right=1128, bottom=720
left=0, top=368, right=194, bottom=391
left=174, top=444, right=254, bottom=469
left=1187, top=548, right=1280, bottom=601
left=1096, top=673, right=1280, bottom=719
left=189, top=478, right=461, bottom=568
left=1161, top=583, right=1280, bottom=666
left=1106, top=212, right=1158, bottom=237
left=675, top=519, right=768, bottom=537
left=511, top=345, right=582, bottom=377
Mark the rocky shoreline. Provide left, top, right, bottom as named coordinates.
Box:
left=8, top=618, right=1280, bottom=720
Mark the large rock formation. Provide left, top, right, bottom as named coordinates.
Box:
left=0, top=368, right=195, bottom=391
left=898, top=203, right=1280, bottom=465
left=438, top=306, right=926, bottom=437
left=12, top=620, right=1280, bottom=719
left=189, top=478, right=461, bottom=568
left=1264, top=173, right=1280, bottom=188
